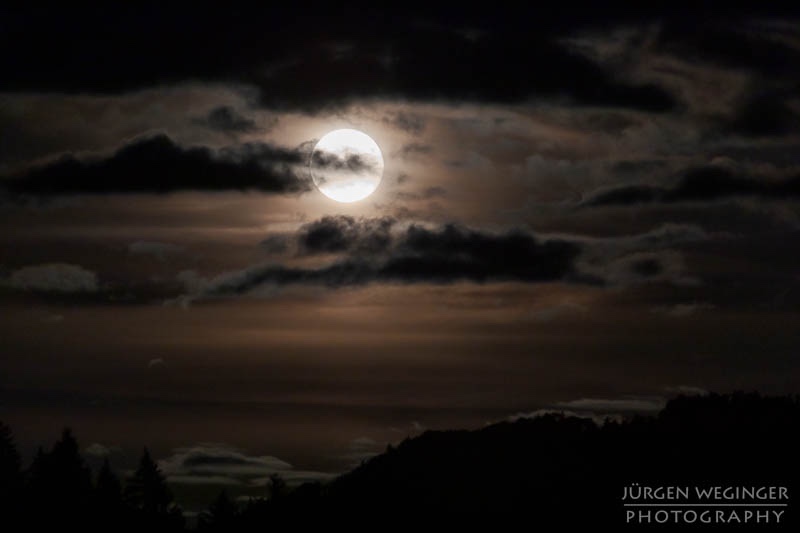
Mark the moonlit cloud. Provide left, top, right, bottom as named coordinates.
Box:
left=553, top=397, right=667, bottom=413
left=85, top=443, right=113, bottom=457
left=665, top=385, right=710, bottom=396
left=6, top=263, right=98, bottom=293
left=157, top=444, right=334, bottom=488
left=339, top=437, right=384, bottom=466
left=507, top=409, right=612, bottom=425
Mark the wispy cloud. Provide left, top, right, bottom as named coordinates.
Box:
left=158, top=443, right=334, bottom=488
left=5, top=263, right=98, bottom=293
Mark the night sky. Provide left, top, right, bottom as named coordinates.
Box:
left=2, top=5, right=799, bottom=512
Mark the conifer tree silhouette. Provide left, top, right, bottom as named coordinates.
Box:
left=0, top=422, right=22, bottom=514
left=27, top=428, right=93, bottom=506
left=268, top=473, right=287, bottom=501
left=96, top=458, right=122, bottom=503
left=50, top=428, right=92, bottom=492
left=22, top=428, right=93, bottom=528
left=92, top=457, right=125, bottom=529
left=123, top=448, right=185, bottom=531
left=25, top=446, right=49, bottom=491
left=199, top=489, right=237, bottom=531
left=124, top=448, right=173, bottom=515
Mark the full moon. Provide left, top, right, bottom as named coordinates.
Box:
left=310, top=129, right=384, bottom=203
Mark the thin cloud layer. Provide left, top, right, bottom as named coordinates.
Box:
left=158, top=444, right=334, bottom=488
left=554, top=397, right=667, bottom=413
left=5, top=263, right=99, bottom=293
left=194, top=106, right=265, bottom=134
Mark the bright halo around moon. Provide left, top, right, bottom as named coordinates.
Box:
left=310, top=129, right=384, bottom=203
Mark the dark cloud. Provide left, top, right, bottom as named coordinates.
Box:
left=620, top=224, right=710, bottom=249
left=2, top=134, right=311, bottom=197
left=300, top=218, right=354, bottom=253
left=423, top=186, right=446, bottom=198
left=196, top=220, right=583, bottom=297
left=383, top=111, right=426, bottom=134
left=396, top=186, right=447, bottom=202
left=396, top=143, right=433, bottom=158
left=310, top=150, right=379, bottom=175
left=0, top=6, right=677, bottom=112
left=581, top=112, right=642, bottom=136
left=609, top=159, right=670, bottom=177
left=252, top=31, right=674, bottom=112
left=298, top=216, right=396, bottom=255
left=603, top=251, right=695, bottom=288
left=655, top=16, right=800, bottom=80
left=195, top=106, right=263, bottom=134
left=726, top=90, right=800, bottom=137
left=583, top=184, right=662, bottom=207
left=670, top=167, right=800, bottom=202
left=384, top=224, right=581, bottom=283
left=188, top=218, right=723, bottom=300
left=260, top=235, right=291, bottom=255
left=630, top=258, right=663, bottom=277
left=584, top=166, right=800, bottom=207
left=652, top=16, right=800, bottom=140
left=715, top=142, right=800, bottom=169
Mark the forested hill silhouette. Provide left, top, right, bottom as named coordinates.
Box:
left=2, top=392, right=800, bottom=531
left=233, top=392, right=800, bottom=530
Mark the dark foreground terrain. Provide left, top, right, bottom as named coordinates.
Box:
left=2, top=392, right=799, bottom=531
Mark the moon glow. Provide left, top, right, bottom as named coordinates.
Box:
left=310, top=129, right=384, bottom=203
